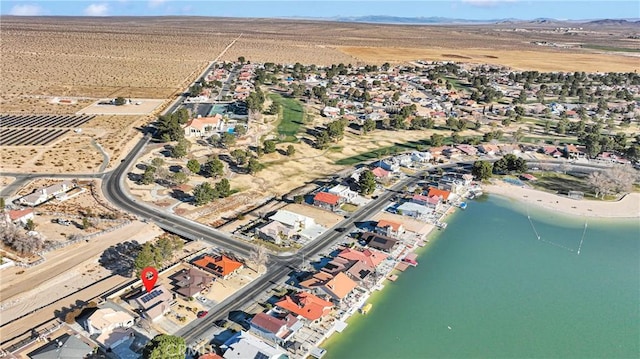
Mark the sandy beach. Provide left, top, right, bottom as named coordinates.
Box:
left=484, top=182, right=640, bottom=218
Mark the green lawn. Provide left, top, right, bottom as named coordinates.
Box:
left=269, top=93, right=305, bottom=142
left=581, top=44, right=640, bottom=53
left=528, top=172, right=594, bottom=197
left=335, top=139, right=431, bottom=166
left=340, top=203, right=358, bottom=212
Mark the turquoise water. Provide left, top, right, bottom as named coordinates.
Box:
left=323, top=195, right=640, bottom=359
left=209, top=104, right=227, bottom=116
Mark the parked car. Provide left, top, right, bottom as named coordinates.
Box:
left=197, top=311, right=208, bottom=318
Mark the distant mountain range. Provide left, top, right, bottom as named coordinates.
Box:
left=307, top=15, right=640, bottom=26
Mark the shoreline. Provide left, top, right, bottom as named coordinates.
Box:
left=483, top=182, right=640, bottom=219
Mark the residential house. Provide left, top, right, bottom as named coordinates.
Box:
left=28, top=334, right=93, bottom=359
left=221, top=331, right=287, bottom=359
left=427, top=187, right=451, bottom=203
left=337, top=247, right=386, bottom=269
left=541, top=145, right=564, bottom=158
left=322, top=106, right=340, bottom=118
left=327, top=184, right=358, bottom=203
left=379, top=160, right=400, bottom=173
left=130, top=285, right=174, bottom=321
left=274, top=292, right=333, bottom=322
left=320, top=272, right=358, bottom=303
left=396, top=201, right=433, bottom=218
left=249, top=312, right=302, bottom=346
left=371, top=167, right=390, bottom=180
left=84, top=308, right=135, bottom=336
left=19, top=180, right=76, bottom=207
left=375, top=219, right=404, bottom=238
left=257, top=210, right=320, bottom=244
left=456, top=144, right=478, bottom=156
left=499, top=144, right=521, bottom=155
left=565, top=144, right=586, bottom=159
left=361, top=232, right=399, bottom=252
left=313, top=192, right=342, bottom=211
left=193, top=255, right=243, bottom=280
left=410, top=194, right=430, bottom=206
left=183, top=115, right=224, bottom=138
left=5, top=208, right=34, bottom=225
left=170, top=267, right=214, bottom=297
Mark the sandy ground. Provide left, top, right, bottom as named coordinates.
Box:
left=0, top=221, right=164, bottom=343
left=339, top=46, right=640, bottom=73
left=484, top=182, right=640, bottom=218
left=77, top=99, right=165, bottom=115
left=281, top=203, right=344, bottom=228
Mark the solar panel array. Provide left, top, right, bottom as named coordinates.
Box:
left=0, top=114, right=95, bottom=146
left=0, top=114, right=95, bottom=128
left=140, top=289, right=162, bottom=304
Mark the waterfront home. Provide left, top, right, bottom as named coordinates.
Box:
left=129, top=285, right=174, bottom=321
left=427, top=187, right=451, bottom=203
left=396, top=201, right=433, bottom=218
left=275, top=292, right=334, bottom=321
left=221, top=331, right=287, bottom=359
left=249, top=312, right=302, bottom=346
left=169, top=267, right=214, bottom=297
left=313, top=191, right=342, bottom=211
left=320, top=272, right=358, bottom=303
left=28, top=333, right=93, bottom=359
left=375, top=219, right=405, bottom=238
left=410, top=194, right=430, bottom=206
left=183, top=114, right=224, bottom=138
left=337, top=248, right=386, bottom=268
left=361, top=232, right=399, bottom=252
left=193, top=255, right=243, bottom=280
left=300, top=271, right=335, bottom=290
left=18, top=180, right=76, bottom=207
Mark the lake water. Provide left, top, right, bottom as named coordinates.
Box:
left=322, top=195, right=640, bottom=359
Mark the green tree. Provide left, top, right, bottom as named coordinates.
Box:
left=25, top=219, right=37, bottom=231
left=293, top=195, right=304, bottom=204
left=140, top=165, right=156, bottom=185
left=134, top=243, right=154, bottom=277
left=170, top=140, right=188, bottom=158
left=238, top=56, right=246, bottom=64
left=114, top=96, right=127, bottom=106
left=142, top=335, right=186, bottom=359
left=0, top=197, right=5, bottom=211
left=472, top=161, right=493, bottom=181
left=193, top=182, right=217, bottom=206
left=220, top=132, right=236, bottom=148
left=203, top=158, right=224, bottom=178
left=492, top=158, right=509, bottom=174
left=247, top=157, right=262, bottom=174
left=151, top=157, right=165, bottom=167
left=263, top=140, right=277, bottom=154
left=358, top=169, right=376, bottom=196
left=430, top=133, right=444, bottom=147
left=234, top=125, right=247, bottom=137
left=188, top=83, right=202, bottom=97
left=186, top=159, right=200, bottom=174
left=315, top=130, right=330, bottom=149
left=172, top=172, right=188, bottom=185
left=362, top=119, right=376, bottom=134
left=286, top=144, right=296, bottom=156
left=231, top=149, right=248, bottom=165
left=215, top=178, right=231, bottom=197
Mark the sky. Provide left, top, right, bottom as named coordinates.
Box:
left=2, top=0, right=639, bottom=20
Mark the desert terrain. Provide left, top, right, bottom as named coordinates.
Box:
left=2, top=17, right=638, bottom=174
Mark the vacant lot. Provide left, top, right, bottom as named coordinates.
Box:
left=339, top=47, right=640, bottom=73
left=77, top=99, right=165, bottom=115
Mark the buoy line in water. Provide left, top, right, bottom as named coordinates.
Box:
left=526, top=205, right=588, bottom=254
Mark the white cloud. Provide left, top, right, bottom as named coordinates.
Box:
left=461, top=0, right=517, bottom=7
left=148, top=0, right=167, bottom=8
left=9, top=4, right=43, bottom=16
left=84, top=3, right=109, bottom=16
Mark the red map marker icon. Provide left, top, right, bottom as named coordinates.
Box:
left=141, top=266, right=158, bottom=293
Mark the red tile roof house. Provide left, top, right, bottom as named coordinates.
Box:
left=4, top=208, right=35, bottom=225
left=182, top=114, right=223, bottom=138
left=249, top=312, right=302, bottom=346
left=193, top=255, right=243, bottom=280
left=371, top=167, right=390, bottom=180
left=319, top=272, right=358, bottom=304
left=313, top=191, right=342, bottom=211
left=564, top=144, right=587, bottom=159
left=275, top=292, right=334, bottom=322
left=375, top=219, right=405, bottom=238
left=427, top=187, right=451, bottom=203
